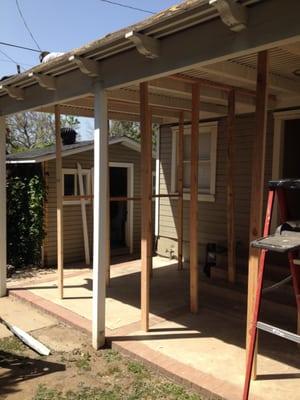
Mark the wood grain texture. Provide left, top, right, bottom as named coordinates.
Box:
left=190, top=83, right=200, bottom=313
left=246, top=50, right=269, bottom=379
left=227, top=90, right=236, bottom=283
left=140, top=82, right=152, bottom=331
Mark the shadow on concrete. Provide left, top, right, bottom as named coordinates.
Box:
left=0, top=350, right=65, bottom=397
left=9, top=260, right=300, bottom=373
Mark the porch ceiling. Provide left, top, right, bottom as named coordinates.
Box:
left=1, top=0, right=300, bottom=121
left=33, top=41, right=300, bottom=124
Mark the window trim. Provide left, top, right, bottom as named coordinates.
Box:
left=62, top=168, right=91, bottom=205
left=171, top=121, right=218, bottom=202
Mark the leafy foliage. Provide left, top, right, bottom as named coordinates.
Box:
left=7, top=166, right=46, bottom=267
left=110, top=120, right=159, bottom=148
left=6, top=112, right=80, bottom=153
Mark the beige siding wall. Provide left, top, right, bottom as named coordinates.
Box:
left=44, top=144, right=142, bottom=266
left=157, top=113, right=273, bottom=266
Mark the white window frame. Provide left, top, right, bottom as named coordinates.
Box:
left=171, top=121, right=218, bottom=202
left=62, top=168, right=91, bottom=205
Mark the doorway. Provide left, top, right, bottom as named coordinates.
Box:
left=109, top=163, right=134, bottom=255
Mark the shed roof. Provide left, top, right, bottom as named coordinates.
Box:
left=6, top=136, right=141, bottom=164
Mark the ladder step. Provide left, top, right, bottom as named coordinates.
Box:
left=257, top=321, right=300, bottom=344
left=251, top=234, right=300, bottom=253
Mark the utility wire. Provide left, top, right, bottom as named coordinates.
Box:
left=0, top=41, right=41, bottom=53
left=0, top=48, right=19, bottom=65
left=97, top=0, right=155, bottom=14
left=15, top=0, right=42, bottom=51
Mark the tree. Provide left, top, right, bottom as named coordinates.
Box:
left=110, top=120, right=159, bottom=147
left=6, top=112, right=80, bottom=153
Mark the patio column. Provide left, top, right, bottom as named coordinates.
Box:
left=140, top=81, right=152, bottom=331
left=246, top=50, right=269, bottom=379
left=177, top=111, right=184, bottom=270
left=55, top=105, right=64, bottom=299
left=92, top=81, right=109, bottom=349
left=0, top=117, right=6, bottom=297
left=190, top=83, right=200, bottom=313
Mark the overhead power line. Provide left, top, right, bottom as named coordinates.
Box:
left=0, top=41, right=41, bottom=53
left=15, top=0, right=42, bottom=51
left=97, top=0, right=155, bottom=15
left=0, top=48, right=19, bottom=65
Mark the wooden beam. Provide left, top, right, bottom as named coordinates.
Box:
left=125, top=31, right=159, bottom=59
left=177, top=112, right=184, bottom=270
left=69, top=55, right=101, bottom=77
left=190, top=83, right=200, bottom=313
left=209, top=0, right=247, bottom=32
left=28, top=72, right=56, bottom=90
left=0, top=117, right=6, bottom=297
left=199, top=61, right=300, bottom=95
left=140, top=81, right=152, bottom=331
left=227, top=89, right=236, bottom=283
left=0, top=85, right=24, bottom=100
left=92, top=80, right=109, bottom=349
left=246, top=50, right=269, bottom=380
left=55, top=105, right=64, bottom=299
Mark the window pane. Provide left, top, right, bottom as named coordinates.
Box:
left=64, top=174, right=75, bottom=196
left=183, top=135, right=190, bottom=160
left=198, top=164, right=210, bottom=191
left=199, top=132, right=211, bottom=160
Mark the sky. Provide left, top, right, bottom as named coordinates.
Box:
left=1, top=0, right=179, bottom=139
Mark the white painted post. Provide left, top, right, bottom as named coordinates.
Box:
left=0, top=117, right=6, bottom=297
left=92, top=81, right=109, bottom=349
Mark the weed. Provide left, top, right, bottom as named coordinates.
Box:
left=0, top=336, right=26, bottom=354
left=102, top=349, right=122, bottom=363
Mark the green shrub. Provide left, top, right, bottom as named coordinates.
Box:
left=7, top=168, right=46, bottom=268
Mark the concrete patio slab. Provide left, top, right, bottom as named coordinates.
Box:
left=7, top=256, right=300, bottom=400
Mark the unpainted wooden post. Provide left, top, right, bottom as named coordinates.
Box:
left=227, top=89, right=236, bottom=283
left=190, top=83, right=200, bottom=313
left=177, top=111, right=184, bottom=270
left=0, top=117, right=6, bottom=297
left=140, top=81, right=152, bottom=331
left=246, top=50, right=269, bottom=379
left=92, top=81, right=109, bottom=349
left=55, top=105, right=64, bottom=299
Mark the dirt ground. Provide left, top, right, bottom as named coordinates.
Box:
left=0, top=322, right=202, bottom=400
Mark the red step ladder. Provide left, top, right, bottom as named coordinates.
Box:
left=243, top=179, right=300, bottom=400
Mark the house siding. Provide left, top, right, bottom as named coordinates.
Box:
left=44, top=143, right=143, bottom=266
left=156, top=113, right=274, bottom=266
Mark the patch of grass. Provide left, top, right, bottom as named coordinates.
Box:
left=33, top=384, right=63, bottom=400
left=75, top=351, right=91, bottom=371
left=0, top=336, right=26, bottom=354
left=160, top=382, right=201, bottom=400
left=33, top=385, right=121, bottom=400
left=102, top=349, right=122, bottom=363
left=127, top=360, right=149, bottom=377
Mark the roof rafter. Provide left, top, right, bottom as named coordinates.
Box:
left=0, top=85, right=24, bottom=100
left=69, top=55, right=101, bottom=77
left=199, top=61, right=300, bottom=94
left=125, top=31, right=159, bottom=59
left=28, top=72, right=56, bottom=90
